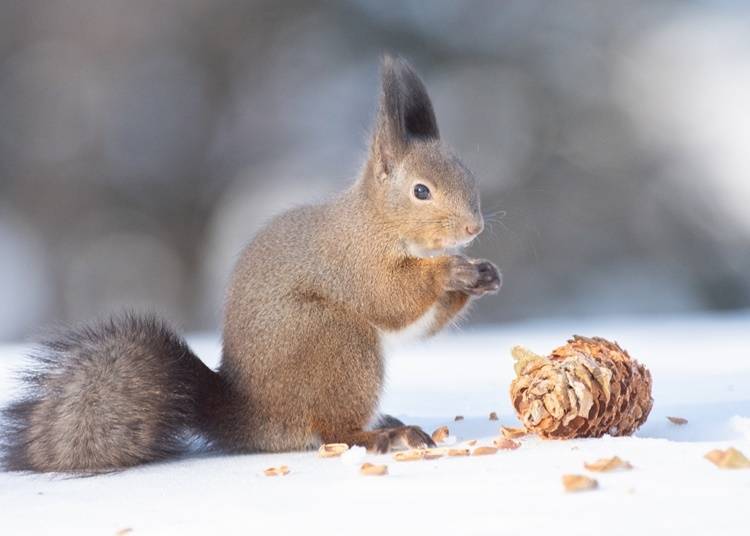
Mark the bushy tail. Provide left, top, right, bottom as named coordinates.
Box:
left=1, top=313, right=224, bottom=473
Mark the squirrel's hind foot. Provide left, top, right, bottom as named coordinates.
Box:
left=321, top=424, right=435, bottom=454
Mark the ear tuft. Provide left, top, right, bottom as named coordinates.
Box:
left=370, top=55, right=439, bottom=177
left=387, top=56, right=440, bottom=140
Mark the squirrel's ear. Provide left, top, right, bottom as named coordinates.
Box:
left=370, top=55, right=440, bottom=178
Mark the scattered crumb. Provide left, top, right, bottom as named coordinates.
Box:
left=667, top=416, right=688, bottom=425
left=489, top=412, right=498, bottom=421
left=562, top=474, right=598, bottom=492
left=584, top=456, right=633, bottom=472
left=318, top=443, right=349, bottom=458
left=501, top=426, right=527, bottom=439
left=448, top=448, right=470, bottom=457
left=115, top=529, right=133, bottom=536
left=424, top=448, right=446, bottom=460
left=431, top=426, right=450, bottom=443
left=465, top=439, right=477, bottom=447
left=704, top=447, right=750, bottom=469
left=393, top=450, right=425, bottom=462
left=454, top=415, right=464, bottom=421
left=360, top=463, right=388, bottom=476
left=493, top=438, right=520, bottom=450
left=263, top=465, right=290, bottom=477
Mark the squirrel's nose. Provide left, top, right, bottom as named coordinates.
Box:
left=465, top=221, right=483, bottom=236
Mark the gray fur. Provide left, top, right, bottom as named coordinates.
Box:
left=2, top=313, right=221, bottom=473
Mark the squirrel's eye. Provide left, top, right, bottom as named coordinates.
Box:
left=413, top=183, right=431, bottom=201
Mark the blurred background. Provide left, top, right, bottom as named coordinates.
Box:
left=1, top=0, right=749, bottom=341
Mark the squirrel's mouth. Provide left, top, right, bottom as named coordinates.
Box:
left=407, top=245, right=446, bottom=258
left=403, top=235, right=477, bottom=259
left=451, top=234, right=478, bottom=249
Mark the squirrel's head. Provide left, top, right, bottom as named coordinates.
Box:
left=364, top=55, right=483, bottom=258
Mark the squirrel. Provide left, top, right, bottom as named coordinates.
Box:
left=1, top=56, right=501, bottom=473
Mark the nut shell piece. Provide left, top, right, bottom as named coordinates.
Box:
left=360, top=463, right=388, bottom=476
left=318, top=443, right=349, bottom=458
left=705, top=447, right=750, bottom=469
left=562, top=474, right=598, bottom=492
left=472, top=446, right=498, bottom=456
left=431, top=426, right=450, bottom=443
left=510, top=336, right=653, bottom=439
left=500, top=426, right=527, bottom=439
left=393, top=450, right=426, bottom=462
left=584, top=456, right=633, bottom=472
left=493, top=438, right=520, bottom=450
left=264, top=465, right=290, bottom=476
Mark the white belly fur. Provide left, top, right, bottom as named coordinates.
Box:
left=378, top=304, right=438, bottom=351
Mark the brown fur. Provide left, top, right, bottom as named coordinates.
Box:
left=214, top=56, right=499, bottom=454
left=1, top=56, right=500, bottom=472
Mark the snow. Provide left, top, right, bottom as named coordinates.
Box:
left=1, top=311, right=749, bottom=535
left=339, top=445, right=367, bottom=466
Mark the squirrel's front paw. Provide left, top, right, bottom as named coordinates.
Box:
left=447, top=256, right=502, bottom=296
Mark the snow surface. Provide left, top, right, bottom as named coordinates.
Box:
left=0, top=312, right=749, bottom=535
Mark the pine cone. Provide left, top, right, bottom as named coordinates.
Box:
left=509, top=336, right=653, bottom=439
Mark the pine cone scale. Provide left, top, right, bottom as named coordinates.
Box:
left=510, top=336, right=653, bottom=439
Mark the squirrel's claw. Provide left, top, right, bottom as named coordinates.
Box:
left=396, top=425, right=437, bottom=450
left=371, top=425, right=437, bottom=452
left=447, top=257, right=502, bottom=296
left=471, top=260, right=502, bottom=295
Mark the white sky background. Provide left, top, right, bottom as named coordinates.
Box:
left=616, top=9, right=750, bottom=239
